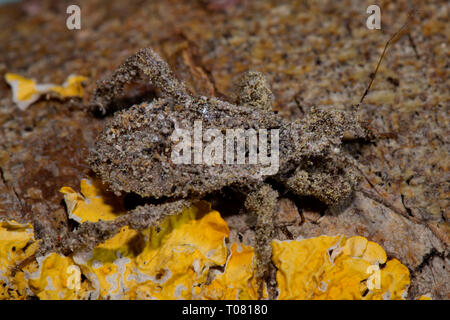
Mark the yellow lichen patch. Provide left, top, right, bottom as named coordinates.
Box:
left=1, top=270, right=32, bottom=300
left=0, top=220, right=38, bottom=300
left=4, top=73, right=87, bottom=110
left=91, top=227, right=141, bottom=264
left=60, top=178, right=125, bottom=223
left=272, top=235, right=410, bottom=300
left=0, top=221, right=36, bottom=274
left=49, top=75, right=87, bottom=97
left=0, top=183, right=421, bottom=300
left=272, top=235, right=344, bottom=299
left=26, top=253, right=93, bottom=300
left=343, top=236, right=387, bottom=265
left=200, top=243, right=263, bottom=300
left=363, top=259, right=410, bottom=300
left=73, top=226, right=140, bottom=300
left=130, top=203, right=230, bottom=299
left=73, top=202, right=230, bottom=300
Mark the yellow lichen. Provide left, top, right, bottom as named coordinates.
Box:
left=132, top=203, right=229, bottom=300
left=0, top=220, right=38, bottom=299
left=72, top=225, right=141, bottom=300
left=362, top=258, right=410, bottom=300
left=200, top=243, right=263, bottom=300
left=0, top=221, right=36, bottom=273
left=0, top=179, right=418, bottom=300
left=5, top=73, right=87, bottom=110
left=60, top=178, right=125, bottom=223
left=26, top=253, right=93, bottom=300
left=73, top=201, right=229, bottom=300
left=272, top=235, right=411, bottom=300
left=272, top=235, right=344, bottom=299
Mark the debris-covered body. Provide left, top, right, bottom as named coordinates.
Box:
left=82, top=48, right=369, bottom=298
left=89, top=49, right=367, bottom=204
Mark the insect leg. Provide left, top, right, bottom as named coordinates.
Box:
left=89, top=48, right=189, bottom=115
left=245, top=183, right=278, bottom=299
left=55, top=200, right=191, bottom=255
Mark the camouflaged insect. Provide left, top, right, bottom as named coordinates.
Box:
left=63, top=48, right=370, bottom=298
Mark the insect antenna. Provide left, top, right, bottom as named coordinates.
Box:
left=357, top=11, right=415, bottom=108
